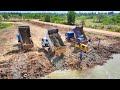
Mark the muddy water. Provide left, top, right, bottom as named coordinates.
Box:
left=42, top=54, right=120, bottom=79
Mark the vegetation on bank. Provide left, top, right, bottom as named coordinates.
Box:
left=0, top=11, right=120, bottom=32
left=0, top=23, right=13, bottom=29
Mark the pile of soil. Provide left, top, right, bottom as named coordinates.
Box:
left=59, top=43, right=120, bottom=71
left=0, top=51, right=54, bottom=79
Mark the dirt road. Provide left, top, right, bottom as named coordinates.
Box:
left=30, top=20, right=120, bottom=38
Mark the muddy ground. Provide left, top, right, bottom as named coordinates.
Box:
left=0, top=20, right=120, bottom=79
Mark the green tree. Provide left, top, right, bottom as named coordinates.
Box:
left=93, top=16, right=97, bottom=22
left=96, top=14, right=104, bottom=23
left=44, top=14, right=50, bottom=22
left=19, top=13, right=23, bottom=19
left=2, top=14, right=9, bottom=20
left=80, top=16, right=86, bottom=25
left=67, top=11, right=76, bottom=25
left=0, top=15, right=4, bottom=22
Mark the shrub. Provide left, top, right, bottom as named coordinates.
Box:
left=0, top=23, right=12, bottom=29
left=44, top=15, right=50, bottom=22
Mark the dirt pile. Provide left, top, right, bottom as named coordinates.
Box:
left=26, top=20, right=72, bottom=32
left=60, top=43, right=120, bottom=71
left=110, top=43, right=120, bottom=52
left=0, top=51, right=54, bottom=79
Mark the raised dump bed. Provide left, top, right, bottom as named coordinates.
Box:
left=46, top=28, right=66, bottom=55
left=73, top=25, right=87, bottom=40
left=18, top=26, right=34, bottom=50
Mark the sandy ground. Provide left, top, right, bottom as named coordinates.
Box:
left=31, top=20, right=120, bottom=38
left=0, top=20, right=120, bottom=79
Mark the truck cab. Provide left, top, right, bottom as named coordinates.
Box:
left=41, top=37, right=49, bottom=47
left=65, top=31, right=74, bottom=41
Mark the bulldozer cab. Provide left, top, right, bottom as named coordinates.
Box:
left=18, top=26, right=31, bottom=44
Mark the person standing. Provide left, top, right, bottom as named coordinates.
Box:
left=88, top=38, right=91, bottom=46
left=80, top=51, right=83, bottom=61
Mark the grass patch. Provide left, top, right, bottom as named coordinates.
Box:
left=76, top=18, right=120, bottom=32
left=0, top=23, right=13, bottom=29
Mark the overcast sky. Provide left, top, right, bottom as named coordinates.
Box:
left=0, top=11, right=120, bottom=13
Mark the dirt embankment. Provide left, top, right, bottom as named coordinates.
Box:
left=0, top=20, right=120, bottom=79
left=27, top=20, right=120, bottom=38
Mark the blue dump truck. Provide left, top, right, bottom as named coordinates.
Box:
left=65, top=31, right=74, bottom=41
left=65, top=25, right=87, bottom=42
left=65, top=25, right=89, bottom=52
left=17, top=26, right=34, bottom=50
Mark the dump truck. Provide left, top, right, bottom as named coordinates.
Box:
left=17, top=26, right=34, bottom=50
left=42, top=28, right=66, bottom=56
left=65, top=25, right=90, bottom=52
left=65, top=31, right=75, bottom=41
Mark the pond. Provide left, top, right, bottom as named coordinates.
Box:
left=41, top=54, right=120, bottom=79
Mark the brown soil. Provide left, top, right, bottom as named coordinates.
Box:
left=0, top=20, right=120, bottom=79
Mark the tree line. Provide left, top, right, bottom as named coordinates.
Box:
left=0, top=11, right=120, bottom=25
left=0, top=11, right=120, bottom=32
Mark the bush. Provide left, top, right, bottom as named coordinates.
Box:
left=80, top=20, right=85, bottom=25
left=114, top=28, right=120, bottom=32
left=0, top=15, right=4, bottom=22
left=51, top=16, right=64, bottom=23
left=44, top=15, right=50, bottom=22
left=0, top=23, right=12, bottom=29
left=2, top=14, right=9, bottom=20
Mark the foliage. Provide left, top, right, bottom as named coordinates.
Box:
left=67, top=11, right=76, bottom=25
left=44, top=14, right=50, bottom=22
left=0, top=23, right=12, bottom=29
left=0, top=12, right=120, bottom=32
left=0, top=15, right=4, bottom=22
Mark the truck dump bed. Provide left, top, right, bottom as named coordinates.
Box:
left=18, top=26, right=31, bottom=44
left=73, top=25, right=87, bottom=40
left=47, top=28, right=66, bottom=55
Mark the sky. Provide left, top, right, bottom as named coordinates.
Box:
left=0, top=11, right=120, bottom=13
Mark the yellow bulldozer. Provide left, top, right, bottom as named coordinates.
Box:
left=65, top=25, right=91, bottom=53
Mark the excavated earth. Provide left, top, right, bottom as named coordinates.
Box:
left=0, top=20, right=120, bottom=79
